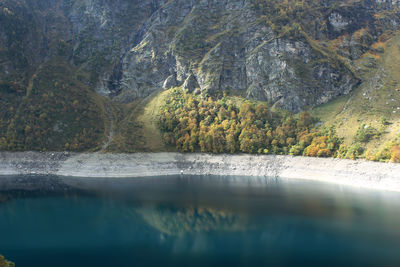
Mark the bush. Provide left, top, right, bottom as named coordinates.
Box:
left=349, top=145, right=363, bottom=159
left=289, top=144, right=303, bottom=155
left=355, top=124, right=378, bottom=143
left=371, top=140, right=400, bottom=162
left=390, top=146, right=400, bottom=163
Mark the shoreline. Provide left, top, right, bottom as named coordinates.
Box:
left=0, top=152, right=400, bottom=192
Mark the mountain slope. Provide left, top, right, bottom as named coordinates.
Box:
left=0, top=0, right=400, bottom=153
left=311, top=33, right=400, bottom=157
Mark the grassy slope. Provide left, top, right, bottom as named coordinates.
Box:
left=106, top=89, right=174, bottom=152
left=310, top=34, right=400, bottom=152
left=135, top=89, right=170, bottom=152
left=104, top=100, right=144, bottom=152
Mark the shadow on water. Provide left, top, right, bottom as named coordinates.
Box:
left=1, top=175, right=400, bottom=266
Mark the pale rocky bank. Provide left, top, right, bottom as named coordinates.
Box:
left=0, top=152, right=400, bottom=192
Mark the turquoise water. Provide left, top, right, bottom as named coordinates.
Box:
left=1, top=175, right=400, bottom=266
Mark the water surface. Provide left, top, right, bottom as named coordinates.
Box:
left=1, top=175, right=400, bottom=266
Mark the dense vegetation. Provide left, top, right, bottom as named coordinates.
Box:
left=158, top=89, right=342, bottom=157
left=365, top=137, right=400, bottom=163
left=158, top=88, right=400, bottom=163
left=0, top=58, right=106, bottom=151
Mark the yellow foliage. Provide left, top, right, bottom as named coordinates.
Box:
left=158, top=89, right=341, bottom=156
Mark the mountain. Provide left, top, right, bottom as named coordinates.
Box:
left=0, top=0, right=399, bottom=157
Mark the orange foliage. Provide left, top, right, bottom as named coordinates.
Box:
left=390, top=146, right=400, bottom=163
left=304, top=136, right=331, bottom=157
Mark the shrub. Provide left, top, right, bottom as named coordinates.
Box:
left=289, top=144, right=303, bottom=155
left=390, top=146, right=400, bottom=163
left=355, top=124, right=378, bottom=143
left=346, top=143, right=364, bottom=159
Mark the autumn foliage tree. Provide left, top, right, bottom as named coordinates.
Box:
left=158, top=88, right=342, bottom=157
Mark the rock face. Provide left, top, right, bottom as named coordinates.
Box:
left=183, top=74, right=199, bottom=93
left=115, top=0, right=357, bottom=111
left=1, top=0, right=400, bottom=112
left=163, top=74, right=178, bottom=90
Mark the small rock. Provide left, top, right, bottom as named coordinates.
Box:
left=183, top=74, right=200, bottom=93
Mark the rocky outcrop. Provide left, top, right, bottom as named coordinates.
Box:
left=163, top=74, right=178, bottom=89
left=183, top=74, right=199, bottom=93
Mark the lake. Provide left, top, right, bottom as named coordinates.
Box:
left=1, top=175, right=400, bottom=266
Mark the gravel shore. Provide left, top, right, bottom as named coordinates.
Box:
left=0, top=152, right=400, bottom=192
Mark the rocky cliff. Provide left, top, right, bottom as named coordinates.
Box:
left=1, top=0, right=399, bottom=151
left=70, top=0, right=400, bottom=111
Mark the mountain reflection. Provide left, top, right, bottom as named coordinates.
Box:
left=137, top=205, right=240, bottom=236
left=2, top=175, right=400, bottom=266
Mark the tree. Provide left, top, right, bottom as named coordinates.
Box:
left=297, top=111, right=313, bottom=129
left=226, top=123, right=238, bottom=153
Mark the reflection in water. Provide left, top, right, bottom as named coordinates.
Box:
left=1, top=175, right=400, bottom=266
left=137, top=205, right=240, bottom=236
left=0, top=194, right=11, bottom=204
